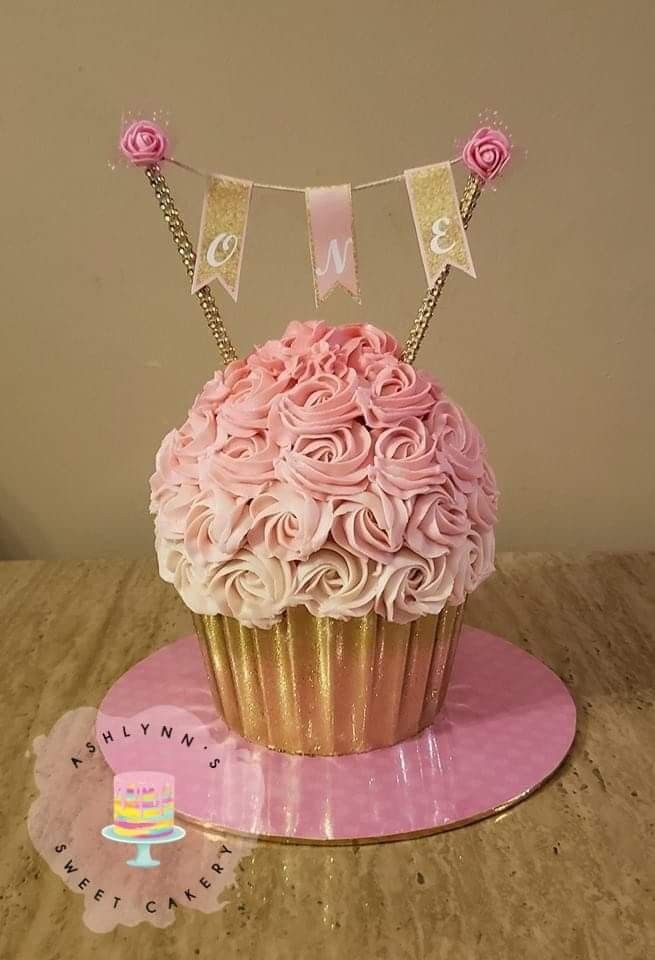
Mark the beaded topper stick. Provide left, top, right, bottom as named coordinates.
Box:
left=119, top=121, right=510, bottom=367
left=119, top=121, right=238, bottom=365
left=402, top=127, right=511, bottom=363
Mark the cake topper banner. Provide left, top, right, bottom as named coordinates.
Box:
left=305, top=184, right=361, bottom=306
left=405, top=163, right=476, bottom=284
left=191, top=176, right=253, bottom=300
left=118, top=118, right=512, bottom=361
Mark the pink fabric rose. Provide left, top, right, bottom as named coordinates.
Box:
left=365, top=362, right=436, bottom=426
left=375, top=549, right=454, bottom=624
left=184, top=490, right=250, bottom=564
left=462, top=127, right=510, bottom=183
left=276, top=424, right=372, bottom=500
left=332, top=486, right=409, bottom=564
left=295, top=541, right=377, bottom=620
left=199, top=431, right=277, bottom=498
left=247, top=482, right=333, bottom=560
left=372, top=417, right=442, bottom=499
left=120, top=120, right=168, bottom=167
left=205, top=549, right=296, bottom=629
left=429, top=399, right=484, bottom=494
left=405, top=483, right=471, bottom=558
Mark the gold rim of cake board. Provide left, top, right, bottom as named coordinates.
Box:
left=175, top=742, right=575, bottom=846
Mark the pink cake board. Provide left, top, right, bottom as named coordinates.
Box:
left=97, top=628, right=576, bottom=844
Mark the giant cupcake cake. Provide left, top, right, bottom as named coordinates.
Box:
left=151, top=320, right=498, bottom=755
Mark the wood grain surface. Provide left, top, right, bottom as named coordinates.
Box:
left=1, top=553, right=653, bottom=959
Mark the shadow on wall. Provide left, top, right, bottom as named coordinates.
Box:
left=0, top=483, right=53, bottom=560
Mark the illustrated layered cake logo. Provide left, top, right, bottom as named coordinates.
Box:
left=102, top=771, right=185, bottom=868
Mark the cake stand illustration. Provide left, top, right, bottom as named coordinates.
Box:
left=101, top=823, right=186, bottom=867
left=101, top=770, right=186, bottom=868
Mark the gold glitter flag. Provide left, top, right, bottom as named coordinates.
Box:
left=192, top=175, right=253, bottom=301
left=404, top=163, right=475, bottom=285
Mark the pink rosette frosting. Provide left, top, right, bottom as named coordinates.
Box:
left=248, top=483, right=333, bottom=560
left=269, top=368, right=363, bottom=444
left=372, top=417, right=442, bottom=499
left=405, top=482, right=470, bottom=558
left=332, top=487, right=409, bottom=564
left=205, top=549, right=296, bottom=629
left=184, top=490, right=250, bottom=564
left=429, top=399, right=484, bottom=493
left=155, top=483, right=200, bottom=540
left=295, top=541, right=377, bottom=620
left=220, top=361, right=291, bottom=437
left=450, top=528, right=495, bottom=604
left=366, top=361, right=437, bottom=424
left=276, top=424, right=372, bottom=499
left=326, top=323, right=400, bottom=374
left=199, top=431, right=277, bottom=499
left=150, top=320, right=499, bottom=625
left=375, top=549, right=454, bottom=624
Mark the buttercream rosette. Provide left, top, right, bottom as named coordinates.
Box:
left=151, top=321, right=498, bottom=629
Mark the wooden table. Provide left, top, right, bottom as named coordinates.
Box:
left=1, top=553, right=652, bottom=959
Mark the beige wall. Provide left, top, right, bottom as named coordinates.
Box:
left=1, top=1, right=653, bottom=560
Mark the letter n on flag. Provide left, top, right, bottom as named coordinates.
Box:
left=305, top=184, right=361, bottom=306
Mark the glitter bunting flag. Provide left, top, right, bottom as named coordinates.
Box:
left=191, top=176, right=253, bottom=300
left=404, top=162, right=476, bottom=285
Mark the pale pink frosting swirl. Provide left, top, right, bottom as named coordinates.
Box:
left=151, top=321, right=499, bottom=624
left=205, top=549, right=296, bottom=629
left=276, top=424, right=372, bottom=499
left=199, top=431, right=277, bottom=498
left=220, top=362, right=291, bottom=437
left=248, top=483, right=333, bottom=560
left=467, top=461, right=499, bottom=531
left=405, top=481, right=470, bottom=558
left=375, top=549, right=454, bottom=624
left=269, top=368, right=363, bottom=444
left=372, top=417, right=442, bottom=499
left=184, top=490, right=250, bottom=564
left=366, top=361, right=437, bottom=425
left=332, top=486, right=409, bottom=563
left=154, top=482, right=201, bottom=539
left=326, top=323, right=400, bottom=374
left=429, top=399, right=484, bottom=493
left=296, top=541, right=377, bottom=619
left=155, top=536, right=219, bottom=615
left=450, top=529, right=495, bottom=604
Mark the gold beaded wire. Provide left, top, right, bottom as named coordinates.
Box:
left=402, top=173, right=483, bottom=365
left=144, top=164, right=238, bottom=365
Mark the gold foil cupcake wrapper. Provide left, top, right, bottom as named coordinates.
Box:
left=193, top=602, right=465, bottom=756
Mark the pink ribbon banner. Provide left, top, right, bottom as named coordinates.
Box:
left=305, top=184, right=361, bottom=306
